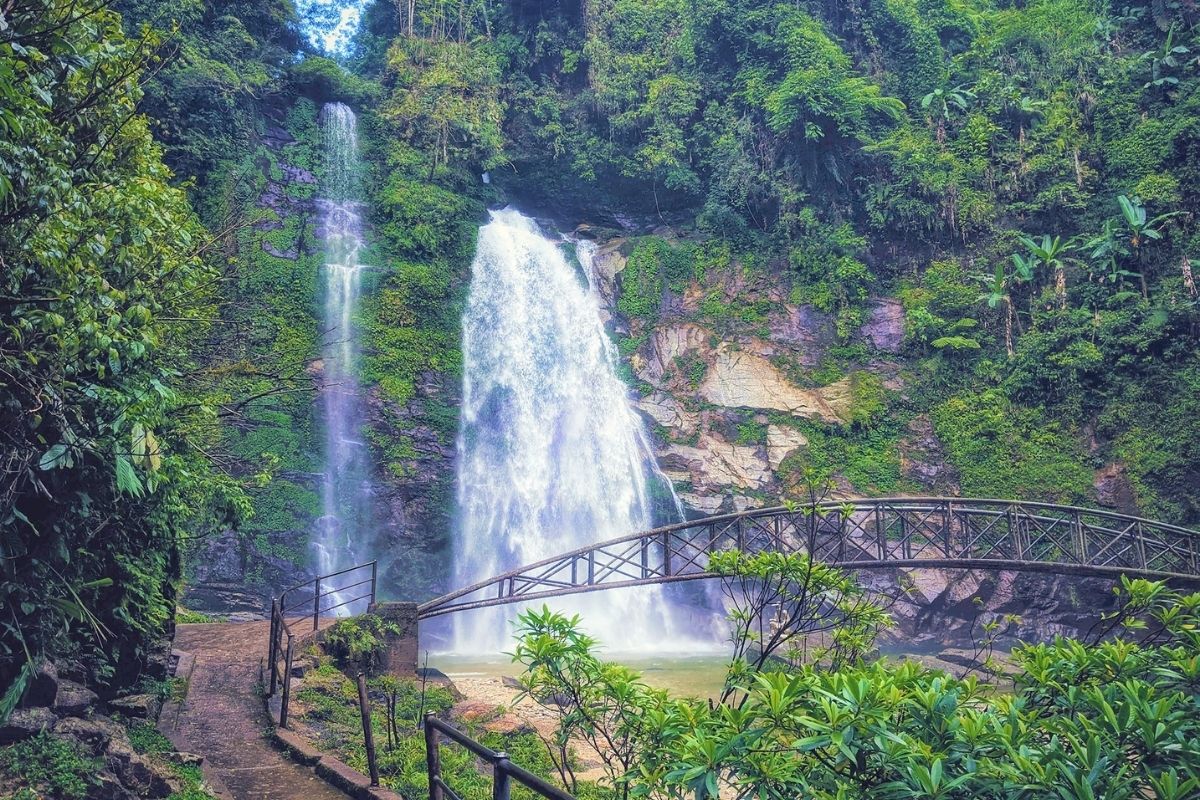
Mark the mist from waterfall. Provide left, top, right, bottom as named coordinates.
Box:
left=452, top=208, right=694, bottom=653
left=314, top=102, right=372, bottom=612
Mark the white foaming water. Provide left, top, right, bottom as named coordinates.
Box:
left=315, top=102, right=372, bottom=613
left=452, top=208, right=701, bottom=653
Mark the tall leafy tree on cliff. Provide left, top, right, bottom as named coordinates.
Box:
left=0, top=0, right=246, bottom=714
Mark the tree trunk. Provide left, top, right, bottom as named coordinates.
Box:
left=1055, top=265, right=1066, bottom=308
left=1005, top=300, right=1014, bottom=358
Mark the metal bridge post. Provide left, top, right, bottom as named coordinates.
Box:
left=875, top=503, right=885, bottom=560
left=662, top=530, right=672, bottom=577
left=493, top=753, right=512, bottom=800
left=641, top=536, right=648, bottom=579
left=943, top=501, right=952, bottom=557
left=588, top=550, right=595, bottom=585
left=1135, top=521, right=1147, bottom=570
left=370, top=560, right=378, bottom=606
left=312, top=577, right=321, bottom=632
left=1009, top=506, right=1024, bottom=560
left=1073, top=510, right=1084, bottom=563
left=424, top=714, right=444, bottom=800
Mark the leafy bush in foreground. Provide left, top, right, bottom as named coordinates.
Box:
left=514, top=554, right=1200, bottom=800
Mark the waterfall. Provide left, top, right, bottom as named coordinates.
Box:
left=314, top=102, right=372, bottom=612
left=453, top=208, right=691, bottom=652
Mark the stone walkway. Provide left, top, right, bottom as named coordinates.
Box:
left=164, top=620, right=350, bottom=800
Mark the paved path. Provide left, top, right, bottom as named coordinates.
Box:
left=164, top=620, right=349, bottom=800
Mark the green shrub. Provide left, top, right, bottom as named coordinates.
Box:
left=0, top=733, right=101, bottom=800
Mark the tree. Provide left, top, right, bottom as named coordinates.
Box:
left=1, top=0, right=245, bottom=715
left=978, top=264, right=1016, bottom=357
left=513, top=568, right=1200, bottom=800
left=921, top=84, right=974, bottom=144
left=1117, top=194, right=1180, bottom=298
left=1017, top=234, right=1072, bottom=308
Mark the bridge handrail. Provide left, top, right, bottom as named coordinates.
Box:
left=418, top=497, right=1200, bottom=616
left=424, top=713, right=575, bottom=800
left=266, top=560, right=378, bottom=728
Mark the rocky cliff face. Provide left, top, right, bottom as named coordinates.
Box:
left=585, top=228, right=921, bottom=514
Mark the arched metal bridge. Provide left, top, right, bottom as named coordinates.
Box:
left=418, top=497, right=1200, bottom=619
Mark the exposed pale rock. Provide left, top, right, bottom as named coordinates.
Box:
left=1094, top=462, right=1136, bottom=513
left=767, top=304, right=835, bottom=364
left=733, top=496, right=765, bottom=512
left=698, top=347, right=849, bottom=423
left=766, top=425, right=809, bottom=471
left=678, top=492, right=725, bottom=514
left=899, top=414, right=959, bottom=493
left=662, top=433, right=770, bottom=491
left=586, top=239, right=627, bottom=317
left=636, top=393, right=699, bottom=436
left=638, top=323, right=711, bottom=387
left=860, top=298, right=905, bottom=352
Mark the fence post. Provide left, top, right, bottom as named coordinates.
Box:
left=492, top=752, right=512, bottom=800
left=280, top=635, right=294, bottom=728
left=424, top=713, right=444, bottom=800
left=370, top=561, right=378, bottom=606
left=357, top=673, right=380, bottom=786
left=312, top=577, right=321, bottom=632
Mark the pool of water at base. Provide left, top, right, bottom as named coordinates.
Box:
left=429, top=652, right=731, bottom=700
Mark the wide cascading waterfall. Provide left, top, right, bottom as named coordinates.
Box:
left=314, top=102, right=373, bottom=611
left=453, top=208, right=691, bottom=652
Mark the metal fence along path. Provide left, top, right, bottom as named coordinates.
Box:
left=418, top=498, right=1200, bottom=620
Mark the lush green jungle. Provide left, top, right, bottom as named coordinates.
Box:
left=2, top=0, right=1200, bottom=797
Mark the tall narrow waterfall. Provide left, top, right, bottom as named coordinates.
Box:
left=315, top=102, right=372, bottom=610
left=453, top=208, right=686, bottom=652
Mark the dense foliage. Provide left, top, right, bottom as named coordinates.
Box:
left=514, top=554, right=1200, bottom=800
left=334, top=0, right=1200, bottom=524
left=0, top=0, right=248, bottom=709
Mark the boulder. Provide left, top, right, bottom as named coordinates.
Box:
left=452, top=700, right=503, bottom=723
left=106, top=693, right=162, bottom=720
left=53, top=680, right=99, bottom=717
left=0, top=707, right=55, bottom=745
left=678, top=492, right=725, bottom=515
left=105, top=738, right=177, bottom=798
left=482, top=714, right=535, bottom=736
left=21, top=660, right=58, bottom=708
left=54, top=715, right=127, bottom=755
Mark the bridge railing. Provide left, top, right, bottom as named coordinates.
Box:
left=418, top=498, right=1200, bottom=619
left=266, top=560, right=377, bottom=727
left=424, top=713, right=575, bottom=800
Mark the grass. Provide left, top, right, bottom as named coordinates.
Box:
left=289, top=664, right=594, bottom=800
left=126, top=721, right=218, bottom=800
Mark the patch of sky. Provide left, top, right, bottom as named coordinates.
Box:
left=296, top=0, right=373, bottom=56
